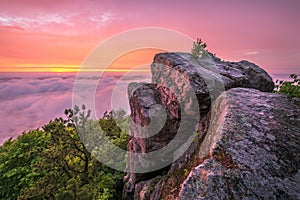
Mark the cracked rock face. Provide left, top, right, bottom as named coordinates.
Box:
left=151, top=52, right=274, bottom=113
left=122, top=53, right=292, bottom=200
left=178, top=88, right=300, bottom=200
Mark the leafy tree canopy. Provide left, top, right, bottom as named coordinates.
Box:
left=0, top=106, right=129, bottom=200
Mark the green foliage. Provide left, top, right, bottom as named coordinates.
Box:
left=191, top=38, right=208, bottom=59
left=0, top=130, right=50, bottom=200
left=99, top=109, right=129, bottom=151
left=274, top=74, right=300, bottom=97
left=0, top=106, right=129, bottom=200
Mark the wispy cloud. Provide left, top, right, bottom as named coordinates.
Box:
left=0, top=14, right=72, bottom=29
left=0, top=11, right=116, bottom=34
left=89, top=12, right=114, bottom=25
left=0, top=16, right=31, bottom=29
left=244, top=51, right=259, bottom=56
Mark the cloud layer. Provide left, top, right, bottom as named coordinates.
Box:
left=0, top=72, right=150, bottom=144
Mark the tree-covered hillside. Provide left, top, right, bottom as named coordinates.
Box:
left=0, top=106, right=129, bottom=200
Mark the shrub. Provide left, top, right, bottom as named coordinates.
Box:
left=274, top=74, right=300, bottom=97
left=191, top=38, right=208, bottom=59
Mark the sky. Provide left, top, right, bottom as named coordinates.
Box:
left=0, top=0, right=300, bottom=144
left=0, top=0, right=299, bottom=74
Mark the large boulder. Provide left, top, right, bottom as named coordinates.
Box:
left=123, top=53, right=281, bottom=200
left=151, top=52, right=274, bottom=113
left=178, top=88, right=300, bottom=199
left=123, top=83, right=181, bottom=199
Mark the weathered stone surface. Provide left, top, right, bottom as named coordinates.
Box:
left=178, top=88, right=300, bottom=200
left=152, top=52, right=274, bottom=113
left=123, top=82, right=183, bottom=199
left=133, top=176, right=162, bottom=200
left=123, top=53, right=280, bottom=200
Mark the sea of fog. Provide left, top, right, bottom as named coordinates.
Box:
left=0, top=72, right=151, bottom=144
left=0, top=72, right=293, bottom=145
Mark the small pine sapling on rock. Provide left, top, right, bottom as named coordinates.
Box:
left=191, top=38, right=209, bottom=59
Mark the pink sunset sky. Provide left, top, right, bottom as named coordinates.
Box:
left=0, top=0, right=300, bottom=144
left=0, top=0, right=299, bottom=74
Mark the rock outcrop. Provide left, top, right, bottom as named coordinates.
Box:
left=122, top=53, right=299, bottom=199
left=151, top=52, right=274, bottom=113
left=179, top=88, right=300, bottom=199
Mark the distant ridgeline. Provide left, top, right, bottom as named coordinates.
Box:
left=123, top=52, right=300, bottom=199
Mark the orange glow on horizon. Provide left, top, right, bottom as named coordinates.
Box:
left=107, top=48, right=164, bottom=71
left=1, top=49, right=163, bottom=73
